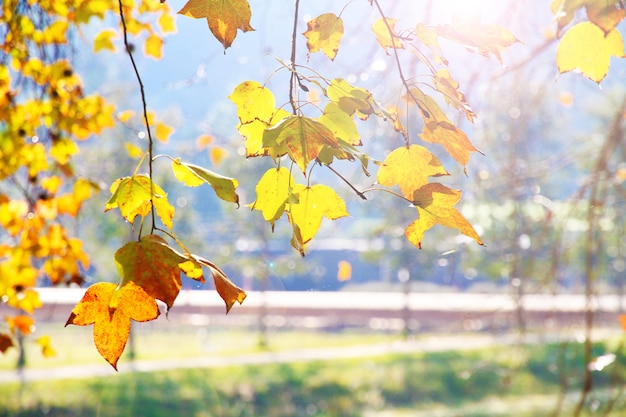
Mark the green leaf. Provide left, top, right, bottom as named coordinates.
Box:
left=318, top=102, right=361, bottom=145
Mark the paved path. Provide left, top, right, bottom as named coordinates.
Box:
left=0, top=334, right=501, bottom=384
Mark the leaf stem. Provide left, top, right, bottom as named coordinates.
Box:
left=324, top=163, right=367, bottom=200
left=118, top=0, right=156, bottom=233
left=289, top=0, right=301, bottom=115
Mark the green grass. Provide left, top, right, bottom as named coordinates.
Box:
left=2, top=337, right=626, bottom=417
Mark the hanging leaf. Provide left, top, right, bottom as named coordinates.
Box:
left=105, top=175, right=175, bottom=229
left=263, top=115, right=339, bottom=174
left=372, top=17, right=404, bottom=52
left=192, top=255, right=246, bottom=313
left=327, top=78, right=376, bottom=120
left=303, top=13, right=344, bottom=61
left=434, top=69, right=476, bottom=122
left=250, top=167, right=295, bottom=227
left=171, top=159, right=240, bottom=206
left=287, top=184, right=349, bottom=245
left=435, top=23, right=519, bottom=63
left=318, top=102, right=361, bottom=145
left=178, top=0, right=254, bottom=50
left=586, top=2, right=625, bottom=33
left=65, top=281, right=159, bottom=370
left=406, top=183, right=483, bottom=249
left=229, top=81, right=290, bottom=157
left=36, top=335, right=56, bottom=358
left=115, top=235, right=204, bottom=312
left=93, top=29, right=118, bottom=53
left=377, top=145, right=448, bottom=199
left=556, top=22, right=625, bottom=84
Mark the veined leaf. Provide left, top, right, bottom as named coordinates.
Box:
left=319, top=102, right=361, bottom=145
left=435, top=23, right=519, bottom=63
left=287, top=184, right=349, bottom=246
left=406, top=183, right=483, bottom=249
left=65, top=281, right=159, bottom=370
left=303, top=13, right=344, bottom=61
left=178, top=0, right=254, bottom=50
left=250, top=167, right=294, bottom=226
left=171, top=159, right=239, bottom=206
left=327, top=78, right=376, bottom=120
left=377, top=145, right=448, bottom=199
left=192, top=255, right=246, bottom=313
left=434, top=69, right=476, bottom=122
left=115, top=235, right=204, bottom=312
left=557, top=21, right=625, bottom=84
left=105, top=175, right=175, bottom=229
left=372, top=17, right=404, bottom=52
left=263, top=115, right=339, bottom=174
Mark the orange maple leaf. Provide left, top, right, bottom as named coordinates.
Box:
left=65, top=282, right=159, bottom=370
left=178, top=0, right=254, bottom=50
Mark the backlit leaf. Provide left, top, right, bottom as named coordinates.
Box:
left=158, top=11, right=177, bottom=34
left=436, top=23, right=519, bottom=63
left=193, top=255, right=246, bottom=313
left=434, top=69, right=476, bottom=122
left=557, top=22, right=625, bottom=84
left=377, top=145, right=448, bottom=199
left=94, top=29, right=118, bottom=53
left=251, top=167, right=294, bottom=226
left=406, top=183, right=483, bottom=249
left=288, top=184, right=349, bottom=245
left=184, top=163, right=240, bottom=206
left=327, top=78, right=376, bottom=120
left=303, top=13, right=344, bottom=61
left=155, top=122, right=173, bottom=142
left=337, top=260, right=352, bottom=281
left=319, top=102, right=361, bottom=145
left=372, top=17, right=404, bottom=52
left=178, top=0, right=254, bottom=50
left=65, top=281, right=159, bottom=370
left=36, top=335, right=56, bottom=358
left=115, top=235, right=204, bottom=311
left=144, top=34, right=163, bottom=60
left=125, top=142, right=144, bottom=159
left=263, top=115, right=339, bottom=174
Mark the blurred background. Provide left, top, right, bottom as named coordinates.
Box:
left=2, top=0, right=626, bottom=416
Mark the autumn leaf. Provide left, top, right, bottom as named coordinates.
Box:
left=192, top=255, right=246, bottom=313
left=318, top=102, right=361, bottom=145
left=415, top=23, right=448, bottom=65
left=406, top=183, right=483, bottom=249
left=115, top=235, right=204, bottom=311
left=372, top=17, right=404, bottom=52
left=178, top=0, right=254, bottom=50
left=556, top=22, right=625, bottom=84
left=36, top=335, right=56, bottom=358
left=65, top=281, right=159, bottom=370
left=105, top=175, right=175, bottom=229
left=0, top=333, right=13, bottom=353
left=586, top=2, right=625, bottom=33
left=94, top=29, right=118, bottom=53
left=287, top=184, right=349, bottom=245
left=405, top=87, right=480, bottom=167
left=303, top=13, right=344, bottom=61
left=250, top=167, right=295, bottom=227
left=229, top=81, right=290, bottom=157
left=377, top=145, right=448, bottom=199
left=434, top=69, right=476, bottom=122
left=337, top=260, right=352, bottom=281
left=155, top=121, right=173, bottom=142
left=436, top=23, right=519, bottom=63
left=327, top=78, right=376, bottom=120
left=263, top=115, right=339, bottom=174
left=171, top=159, right=240, bottom=206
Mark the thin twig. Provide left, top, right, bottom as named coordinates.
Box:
left=289, top=0, right=301, bottom=115
left=118, top=0, right=156, bottom=233
left=324, top=163, right=367, bottom=200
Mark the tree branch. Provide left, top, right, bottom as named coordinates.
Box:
left=118, top=0, right=156, bottom=234
left=289, top=0, right=301, bottom=115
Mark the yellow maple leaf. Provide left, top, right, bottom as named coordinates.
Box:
left=251, top=167, right=294, bottom=225
left=303, top=13, right=344, bottom=61
left=155, top=121, right=173, bottom=142
left=557, top=21, right=625, bottom=84
left=94, top=29, right=119, bottom=53
left=288, top=184, right=349, bottom=245
left=36, top=335, right=57, bottom=358
left=178, top=0, right=254, bottom=50
left=144, top=34, right=164, bottom=60
left=406, top=183, right=483, bottom=249
left=377, top=145, right=448, bottom=199
left=372, top=17, right=404, bottom=52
